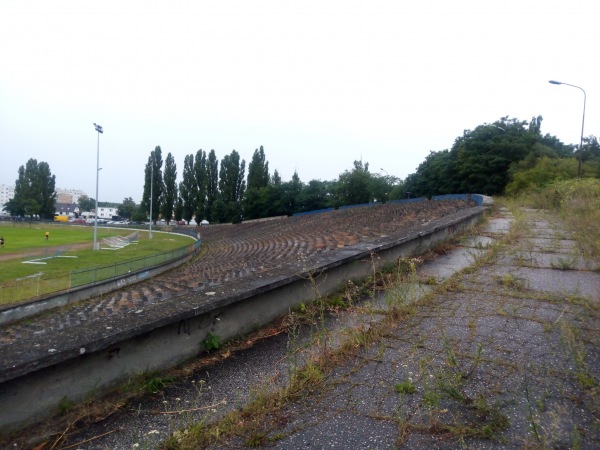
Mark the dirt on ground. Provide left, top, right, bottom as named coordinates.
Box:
left=0, top=242, right=92, bottom=262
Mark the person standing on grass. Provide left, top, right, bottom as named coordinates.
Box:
left=0, top=236, right=4, bottom=248
left=45, top=231, right=49, bottom=240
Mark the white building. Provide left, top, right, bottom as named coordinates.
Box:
left=0, top=184, right=15, bottom=214
left=96, top=206, right=119, bottom=220
left=0, top=184, right=88, bottom=213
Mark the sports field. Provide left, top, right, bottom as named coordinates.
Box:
left=0, top=221, right=196, bottom=303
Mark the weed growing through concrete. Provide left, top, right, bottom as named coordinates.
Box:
left=394, top=380, right=416, bottom=394
left=559, top=322, right=597, bottom=389
left=550, top=255, right=578, bottom=270
left=203, top=332, right=221, bottom=352
left=57, top=396, right=73, bottom=415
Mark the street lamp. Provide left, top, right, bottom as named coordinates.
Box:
left=93, top=123, right=103, bottom=251
left=548, top=80, right=586, bottom=176
left=149, top=157, right=153, bottom=239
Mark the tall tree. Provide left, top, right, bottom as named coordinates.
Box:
left=281, top=171, right=302, bottom=215
left=5, top=159, right=56, bottom=219
left=247, top=146, right=270, bottom=190
left=77, top=195, right=95, bottom=212
left=404, top=149, right=458, bottom=198
left=218, top=150, right=246, bottom=223
left=179, top=154, right=197, bottom=224
left=244, top=146, right=271, bottom=220
left=205, top=150, right=219, bottom=222
left=194, top=149, right=208, bottom=222
left=174, top=197, right=184, bottom=223
left=264, top=169, right=286, bottom=217
left=141, top=146, right=164, bottom=223
left=271, top=170, right=282, bottom=186
left=298, top=179, right=331, bottom=212
left=161, top=152, right=177, bottom=224
left=403, top=116, right=570, bottom=198
left=335, top=160, right=371, bottom=206
left=454, top=118, right=536, bottom=195
left=118, top=197, right=137, bottom=220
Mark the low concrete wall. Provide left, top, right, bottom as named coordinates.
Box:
left=0, top=207, right=485, bottom=433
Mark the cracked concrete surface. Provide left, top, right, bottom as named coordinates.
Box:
left=214, top=207, right=599, bottom=449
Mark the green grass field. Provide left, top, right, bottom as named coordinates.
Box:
left=0, top=222, right=196, bottom=303
left=0, top=221, right=122, bottom=252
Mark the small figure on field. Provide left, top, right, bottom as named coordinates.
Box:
left=45, top=231, right=49, bottom=240
left=0, top=236, right=4, bottom=248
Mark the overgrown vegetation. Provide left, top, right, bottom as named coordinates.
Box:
left=510, top=178, right=600, bottom=260
left=157, top=231, right=509, bottom=450
left=403, top=116, right=600, bottom=199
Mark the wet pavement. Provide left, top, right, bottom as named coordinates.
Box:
left=4, top=206, right=600, bottom=449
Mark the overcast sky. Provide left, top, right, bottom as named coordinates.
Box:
left=1, top=1, right=598, bottom=203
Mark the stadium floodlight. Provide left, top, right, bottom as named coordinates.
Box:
left=149, top=157, right=153, bottom=239
left=548, top=80, right=586, bottom=176
left=93, top=123, right=103, bottom=250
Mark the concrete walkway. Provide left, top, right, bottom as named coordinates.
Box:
left=252, top=207, right=598, bottom=450
left=7, top=207, right=600, bottom=449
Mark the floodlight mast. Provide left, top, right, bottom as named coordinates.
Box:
left=93, top=123, right=103, bottom=251
left=548, top=80, right=586, bottom=176
left=149, top=157, right=153, bottom=239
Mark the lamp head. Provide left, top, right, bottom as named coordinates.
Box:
left=549, top=80, right=562, bottom=85
left=93, top=123, right=103, bottom=133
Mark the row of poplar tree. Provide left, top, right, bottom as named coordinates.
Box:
left=143, top=115, right=600, bottom=225
left=140, top=146, right=404, bottom=225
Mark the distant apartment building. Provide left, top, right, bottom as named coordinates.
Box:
left=0, top=184, right=15, bottom=213
left=0, top=184, right=87, bottom=213
left=56, top=188, right=87, bottom=204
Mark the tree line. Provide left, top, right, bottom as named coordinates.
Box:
left=136, top=146, right=405, bottom=224
left=403, top=116, right=600, bottom=198
left=4, top=115, right=599, bottom=222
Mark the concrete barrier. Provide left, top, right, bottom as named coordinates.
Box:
left=0, top=207, right=485, bottom=433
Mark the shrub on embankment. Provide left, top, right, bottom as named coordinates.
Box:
left=513, top=178, right=600, bottom=259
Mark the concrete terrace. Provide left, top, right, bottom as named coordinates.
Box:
left=0, top=200, right=480, bottom=432
left=1, top=201, right=471, bottom=352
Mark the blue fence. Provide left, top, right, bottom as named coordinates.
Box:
left=293, top=208, right=335, bottom=217
left=431, top=194, right=484, bottom=206
left=388, top=197, right=427, bottom=204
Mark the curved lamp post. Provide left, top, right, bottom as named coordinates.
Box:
left=549, top=80, right=586, bottom=176
left=93, top=123, right=103, bottom=250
